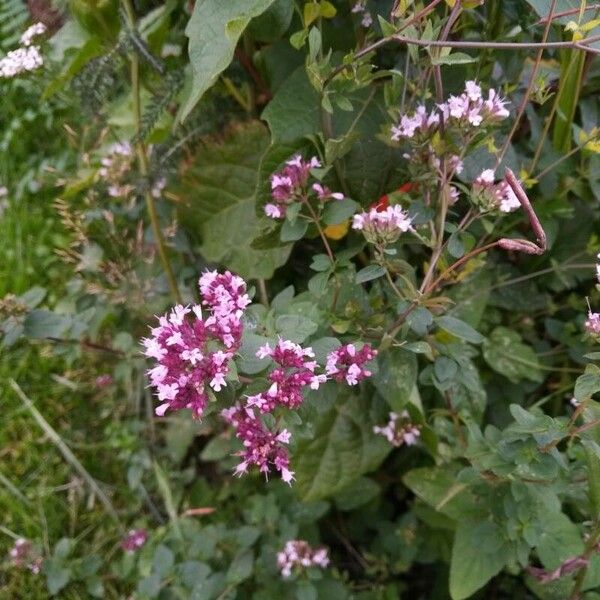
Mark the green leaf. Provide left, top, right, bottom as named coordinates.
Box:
left=334, top=477, right=380, bottom=510
left=182, top=0, right=277, bottom=119
left=322, top=199, right=359, bottom=225
left=355, top=265, right=386, bottom=284
left=275, top=314, right=318, bottom=343
left=584, top=441, right=600, bottom=521
left=262, top=66, right=320, bottom=143
left=247, top=0, right=294, bottom=43
left=403, top=467, right=481, bottom=521
left=536, top=511, right=583, bottom=569
left=178, top=121, right=291, bottom=279
left=226, top=550, right=254, bottom=584
left=294, top=394, right=390, bottom=501
left=430, top=51, right=476, bottom=65
left=152, top=545, right=175, bottom=578
left=436, top=316, right=485, bottom=344
left=281, top=218, right=309, bottom=241
left=44, top=560, right=71, bottom=596
left=449, top=520, right=510, bottom=600
left=372, top=347, right=418, bottom=411
left=23, top=310, right=71, bottom=339
left=575, top=373, right=600, bottom=401
left=483, top=327, right=543, bottom=383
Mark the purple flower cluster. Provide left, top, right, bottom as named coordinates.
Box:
left=143, top=270, right=250, bottom=419
left=121, top=529, right=147, bottom=553
left=222, top=404, right=295, bottom=483
left=373, top=411, right=421, bottom=447
left=223, top=339, right=376, bottom=484
left=248, top=339, right=327, bottom=412
left=277, top=540, right=330, bottom=578
left=264, top=154, right=343, bottom=220
left=9, top=538, right=42, bottom=574
left=352, top=205, right=413, bottom=246
left=472, top=169, right=520, bottom=213
left=391, top=81, right=509, bottom=141
left=325, top=343, right=377, bottom=385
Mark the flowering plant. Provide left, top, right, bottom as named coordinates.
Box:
left=2, top=2, right=600, bottom=600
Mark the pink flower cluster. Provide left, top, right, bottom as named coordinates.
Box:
left=222, top=404, right=295, bottom=483
left=248, top=339, right=326, bottom=412
left=223, top=340, right=376, bottom=484
left=352, top=205, right=413, bottom=245
left=143, top=270, right=250, bottom=419
left=264, top=155, right=343, bottom=219
left=121, top=529, right=148, bottom=553
left=9, top=538, right=42, bottom=574
left=391, top=80, right=509, bottom=141
left=472, top=169, right=520, bottom=213
left=277, top=540, right=330, bottom=578
left=373, top=411, right=421, bottom=447
left=326, top=343, right=377, bottom=385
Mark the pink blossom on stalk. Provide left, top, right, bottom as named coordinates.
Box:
left=390, top=81, right=509, bottom=142
left=121, top=529, right=147, bottom=553
left=326, top=343, right=377, bottom=385
left=142, top=270, right=249, bottom=419
left=373, top=411, right=421, bottom=447
left=9, top=538, right=42, bottom=574
left=222, top=405, right=295, bottom=484
left=352, top=205, right=413, bottom=245
left=472, top=169, right=520, bottom=213
left=248, top=339, right=326, bottom=412
left=312, top=183, right=344, bottom=201
left=265, top=155, right=346, bottom=220
left=586, top=311, right=600, bottom=337
left=277, top=540, right=330, bottom=578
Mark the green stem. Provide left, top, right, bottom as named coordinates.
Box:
left=121, top=0, right=182, bottom=304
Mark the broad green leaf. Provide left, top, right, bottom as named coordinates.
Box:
left=355, top=265, right=386, bottom=283
left=403, top=467, right=481, bottom=521
left=294, top=394, right=390, bottom=501
left=436, top=316, right=484, bottom=344
left=583, top=441, right=600, bottom=520
left=372, top=347, right=418, bottom=411
left=262, top=66, right=320, bottom=143
left=247, top=0, right=294, bottom=42
left=483, top=327, right=543, bottom=383
left=430, top=51, right=476, bottom=65
left=536, top=511, right=583, bottom=569
left=275, top=314, right=318, bottom=343
left=334, top=477, right=380, bottom=510
left=323, top=199, right=359, bottom=225
left=23, top=310, right=71, bottom=339
left=178, top=121, right=291, bottom=278
left=449, top=520, right=510, bottom=600
left=182, top=0, right=277, bottom=119
left=44, top=559, right=71, bottom=596
left=226, top=550, right=254, bottom=584
left=575, top=373, right=600, bottom=401
left=281, top=218, right=308, bottom=241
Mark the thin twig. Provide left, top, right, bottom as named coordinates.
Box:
left=496, top=0, right=559, bottom=166
left=538, top=3, right=600, bottom=23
